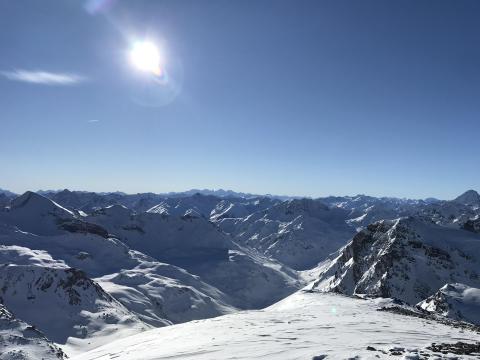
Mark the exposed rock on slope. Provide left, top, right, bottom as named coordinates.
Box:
left=0, top=304, right=66, bottom=360
left=0, top=232, right=235, bottom=328
left=417, top=283, right=480, bottom=325
left=0, top=258, right=148, bottom=350
left=312, top=217, right=480, bottom=304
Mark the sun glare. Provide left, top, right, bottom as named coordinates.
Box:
left=129, top=41, right=162, bottom=75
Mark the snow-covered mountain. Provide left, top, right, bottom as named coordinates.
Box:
left=0, top=188, right=17, bottom=198
left=0, top=303, right=66, bottom=360
left=312, top=217, right=480, bottom=304
left=0, top=245, right=150, bottom=356
left=417, top=283, right=480, bottom=325
left=0, top=191, right=302, bottom=357
left=3, top=187, right=480, bottom=359
left=87, top=204, right=300, bottom=309
left=146, top=193, right=228, bottom=218
left=0, top=189, right=16, bottom=208
left=38, top=189, right=289, bottom=214
left=218, top=198, right=355, bottom=270
left=209, top=197, right=280, bottom=222
left=162, top=188, right=295, bottom=200
left=320, top=194, right=423, bottom=228
left=88, top=204, right=230, bottom=264
left=43, top=189, right=165, bottom=213
left=0, top=191, right=78, bottom=235
left=145, top=194, right=280, bottom=222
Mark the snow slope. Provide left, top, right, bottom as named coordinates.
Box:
left=0, top=246, right=149, bottom=356
left=72, top=291, right=480, bottom=360
left=0, top=227, right=236, bottom=328
left=0, top=191, right=76, bottom=236
left=220, top=198, right=355, bottom=270
left=418, top=283, right=480, bottom=325
left=0, top=304, right=66, bottom=360
left=87, top=205, right=301, bottom=309
left=87, top=206, right=230, bottom=264
left=0, top=193, right=299, bottom=356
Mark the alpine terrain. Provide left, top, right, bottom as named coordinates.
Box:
left=1, top=188, right=479, bottom=359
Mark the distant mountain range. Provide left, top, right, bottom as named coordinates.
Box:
left=33, top=188, right=299, bottom=201
left=1, top=187, right=479, bottom=359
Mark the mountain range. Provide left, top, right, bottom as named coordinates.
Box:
left=1, top=187, right=479, bottom=359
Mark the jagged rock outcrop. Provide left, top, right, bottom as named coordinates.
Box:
left=417, top=283, right=480, bottom=325
left=312, top=217, right=480, bottom=304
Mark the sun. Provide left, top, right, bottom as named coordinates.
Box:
left=129, top=40, right=163, bottom=75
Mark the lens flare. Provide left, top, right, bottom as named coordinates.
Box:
left=85, top=0, right=116, bottom=15
left=127, top=39, right=183, bottom=107
left=129, top=41, right=163, bottom=75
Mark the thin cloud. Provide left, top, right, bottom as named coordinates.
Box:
left=87, top=119, right=100, bottom=123
left=1, top=70, right=86, bottom=85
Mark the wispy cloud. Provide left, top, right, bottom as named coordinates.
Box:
left=1, top=70, right=86, bottom=85
left=87, top=119, right=100, bottom=123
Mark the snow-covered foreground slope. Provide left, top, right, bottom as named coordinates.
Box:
left=72, top=291, right=480, bottom=360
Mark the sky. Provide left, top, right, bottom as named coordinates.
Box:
left=0, top=0, right=479, bottom=200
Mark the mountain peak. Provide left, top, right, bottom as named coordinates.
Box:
left=10, top=191, right=73, bottom=214
left=4, top=191, right=75, bottom=235
left=11, top=191, right=51, bottom=209
left=453, top=190, right=480, bottom=206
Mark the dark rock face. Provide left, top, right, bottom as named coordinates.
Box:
left=463, top=218, right=480, bottom=233
left=454, top=190, right=480, bottom=206
left=313, top=217, right=480, bottom=304
left=0, top=193, right=11, bottom=208
left=58, top=219, right=109, bottom=238
left=427, top=342, right=480, bottom=355
left=57, top=268, right=111, bottom=305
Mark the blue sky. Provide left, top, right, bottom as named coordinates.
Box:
left=0, top=0, right=479, bottom=199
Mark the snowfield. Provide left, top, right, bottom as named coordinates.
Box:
left=72, top=291, right=480, bottom=360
